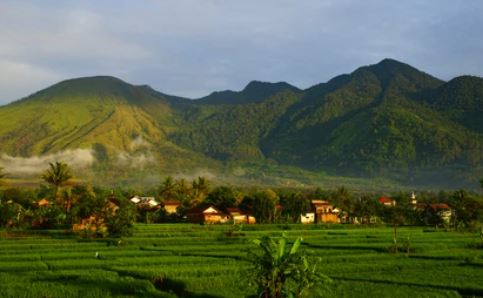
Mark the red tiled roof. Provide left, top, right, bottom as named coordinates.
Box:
left=187, top=205, right=225, bottom=215
left=37, top=199, right=50, bottom=206
left=311, top=200, right=330, bottom=205
left=163, top=200, right=181, bottom=205
left=378, top=197, right=394, bottom=203
left=431, top=203, right=450, bottom=210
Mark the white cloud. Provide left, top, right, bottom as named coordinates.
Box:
left=0, top=0, right=482, bottom=104
left=0, top=149, right=94, bottom=175
left=129, top=136, right=151, bottom=151
left=0, top=60, right=61, bottom=101
left=115, top=152, right=154, bottom=169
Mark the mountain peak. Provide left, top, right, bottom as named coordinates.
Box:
left=198, top=80, right=299, bottom=104
left=55, top=75, right=130, bottom=89
left=366, top=58, right=419, bottom=75
left=243, top=80, right=297, bottom=92
left=353, top=58, right=443, bottom=91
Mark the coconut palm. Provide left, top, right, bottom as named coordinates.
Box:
left=158, top=176, right=176, bottom=199
left=191, top=176, right=210, bottom=205
left=0, top=167, right=6, bottom=185
left=41, top=162, right=73, bottom=201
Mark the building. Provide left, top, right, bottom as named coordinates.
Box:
left=37, top=198, right=50, bottom=207
left=311, top=200, right=340, bottom=223
left=300, top=212, right=315, bottom=224
left=378, top=197, right=396, bottom=207
left=431, top=203, right=452, bottom=223
left=186, top=205, right=231, bottom=224
left=410, top=192, right=417, bottom=205
left=163, top=200, right=181, bottom=214
left=130, top=196, right=160, bottom=209
left=420, top=203, right=452, bottom=224
left=227, top=208, right=256, bottom=224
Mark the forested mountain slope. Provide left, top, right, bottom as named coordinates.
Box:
left=0, top=59, right=481, bottom=185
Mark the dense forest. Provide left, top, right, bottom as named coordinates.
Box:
left=0, top=59, right=482, bottom=187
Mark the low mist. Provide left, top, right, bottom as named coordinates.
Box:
left=0, top=149, right=94, bottom=176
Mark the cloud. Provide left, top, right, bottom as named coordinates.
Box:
left=115, top=152, right=155, bottom=169
left=0, top=60, right=62, bottom=101
left=0, top=0, right=482, bottom=104
left=129, top=136, right=151, bottom=151
left=0, top=149, right=94, bottom=175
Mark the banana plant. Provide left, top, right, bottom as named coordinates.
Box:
left=250, top=233, right=330, bottom=298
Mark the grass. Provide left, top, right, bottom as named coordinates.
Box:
left=0, top=224, right=482, bottom=297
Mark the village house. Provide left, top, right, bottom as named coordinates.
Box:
left=431, top=203, right=452, bottom=224
left=163, top=200, right=181, bottom=214
left=37, top=198, right=50, bottom=207
left=300, top=212, right=315, bottom=224
left=310, top=200, right=340, bottom=223
left=378, top=196, right=396, bottom=207
left=417, top=203, right=453, bottom=225
left=130, top=196, right=160, bottom=209
left=227, top=208, right=256, bottom=224
left=186, top=205, right=231, bottom=224
left=410, top=193, right=453, bottom=224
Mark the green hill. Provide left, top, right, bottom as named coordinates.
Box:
left=0, top=59, right=481, bottom=188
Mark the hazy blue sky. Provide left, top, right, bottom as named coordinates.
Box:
left=1, top=0, right=482, bottom=104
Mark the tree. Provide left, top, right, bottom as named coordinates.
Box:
left=70, top=185, right=101, bottom=222
left=204, top=186, right=236, bottom=212
left=448, top=190, right=483, bottom=230
left=250, top=233, right=330, bottom=298
left=175, top=178, right=191, bottom=202
left=331, top=186, right=353, bottom=222
left=158, top=176, right=176, bottom=199
left=280, top=193, right=310, bottom=223
left=105, top=198, right=136, bottom=237
left=246, top=190, right=279, bottom=224
left=353, top=195, right=379, bottom=224
left=0, top=167, right=6, bottom=185
left=379, top=205, right=407, bottom=253
left=41, top=162, right=73, bottom=200
left=191, top=176, right=210, bottom=205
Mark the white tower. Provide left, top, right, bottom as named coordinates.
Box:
left=410, top=192, right=417, bottom=205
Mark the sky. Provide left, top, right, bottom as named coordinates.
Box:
left=0, top=0, right=482, bottom=104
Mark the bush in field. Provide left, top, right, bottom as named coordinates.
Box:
left=250, top=233, right=330, bottom=298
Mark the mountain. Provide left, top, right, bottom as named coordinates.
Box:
left=0, top=59, right=481, bottom=187
left=420, top=75, right=483, bottom=133
left=197, top=81, right=300, bottom=104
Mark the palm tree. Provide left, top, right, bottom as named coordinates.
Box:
left=0, top=167, right=6, bottom=186
left=158, top=176, right=176, bottom=199
left=191, top=176, right=210, bottom=205
left=41, top=162, right=73, bottom=201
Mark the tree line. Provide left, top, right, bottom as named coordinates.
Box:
left=0, top=164, right=482, bottom=236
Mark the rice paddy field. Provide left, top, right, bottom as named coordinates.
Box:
left=1, top=224, right=482, bottom=297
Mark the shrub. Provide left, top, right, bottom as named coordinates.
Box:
left=249, top=233, right=331, bottom=298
